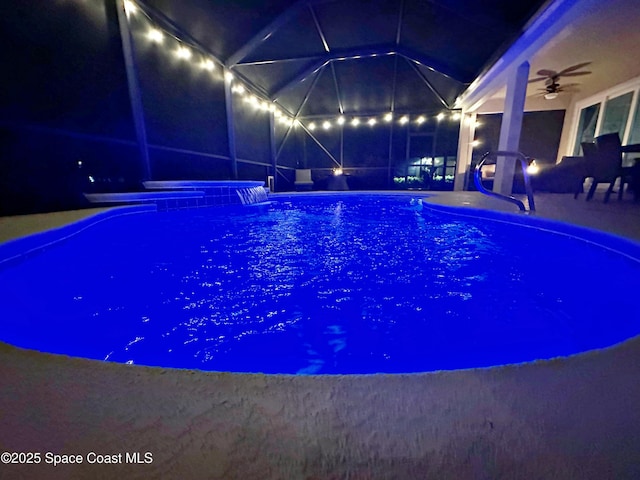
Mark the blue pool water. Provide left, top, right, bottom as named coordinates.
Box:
left=1, top=194, right=639, bottom=374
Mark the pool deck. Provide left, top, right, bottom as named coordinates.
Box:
left=1, top=192, right=640, bottom=479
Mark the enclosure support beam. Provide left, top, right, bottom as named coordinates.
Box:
left=116, top=0, right=151, bottom=180
left=224, top=69, right=238, bottom=179
left=226, top=0, right=311, bottom=66
left=397, top=46, right=469, bottom=83
left=388, top=55, right=399, bottom=187
left=271, top=60, right=329, bottom=101
left=269, top=112, right=278, bottom=191
left=405, top=58, right=450, bottom=109
left=298, top=124, right=341, bottom=168
left=275, top=123, right=295, bottom=160
left=494, top=61, right=529, bottom=195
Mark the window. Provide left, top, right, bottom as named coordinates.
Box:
left=573, top=103, right=600, bottom=155
left=600, top=92, right=634, bottom=139
left=570, top=76, right=640, bottom=160
left=627, top=93, right=640, bottom=144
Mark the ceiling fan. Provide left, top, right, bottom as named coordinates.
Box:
left=529, top=62, right=592, bottom=99
left=536, top=81, right=581, bottom=100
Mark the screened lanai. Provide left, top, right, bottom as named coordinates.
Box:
left=2, top=0, right=640, bottom=214
left=0, top=0, right=549, bottom=214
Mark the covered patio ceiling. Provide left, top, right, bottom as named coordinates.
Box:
left=458, top=0, right=640, bottom=113
left=143, top=0, right=549, bottom=119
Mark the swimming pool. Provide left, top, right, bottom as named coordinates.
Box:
left=1, top=193, right=639, bottom=374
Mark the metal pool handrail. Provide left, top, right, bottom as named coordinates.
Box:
left=474, top=150, right=536, bottom=212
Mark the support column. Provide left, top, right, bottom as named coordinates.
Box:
left=269, top=111, right=277, bottom=191
left=224, top=70, right=238, bottom=179
left=453, top=111, right=476, bottom=191
left=494, top=61, right=529, bottom=195
left=115, top=0, right=151, bottom=180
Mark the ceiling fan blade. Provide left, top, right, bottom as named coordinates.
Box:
left=528, top=76, right=549, bottom=83
left=536, top=69, right=558, bottom=77
left=560, top=71, right=592, bottom=77
left=556, top=62, right=592, bottom=76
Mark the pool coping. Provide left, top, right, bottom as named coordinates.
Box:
left=0, top=204, right=156, bottom=266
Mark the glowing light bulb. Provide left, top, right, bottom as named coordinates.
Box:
left=399, top=115, right=409, bottom=125
left=231, top=84, right=245, bottom=94
left=333, top=168, right=343, bottom=176
left=200, top=59, right=215, bottom=71
left=452, top=112, right=461, bottom=121
left=309, top=122, right=316, bottom=131
left=416, top=116, right=426, bottom=124
left=322, top=121, right=331, bottom=130
left=436, top=113, right=445, bottom=121
left=175, top=46, right=192, bottom=60
left=471, top=140, right=480, bottom=147
left=147, top=28, right=164, bottom=43
left=526, top=160, right=540, bottom=175
left=351, top=118, right=360, bottom=127
left=384, top=112, right=393, bottom=122
left=336, top=116, right=346, bottom=125
left=124, top=0, right=137, bottom=15
left=367, top=118, right=377, bottom=126
left=224, top=71, right=234, bottom=82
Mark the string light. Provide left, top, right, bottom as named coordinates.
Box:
left=126, top=0, right=298, bottom=127
left=200, top=59, right=215, bottom=71
left=127, top=0, right=464, bottom=136
left=175, top=45, right=192, bottom=60
left=124, top=0, right=137, bottom=16
left=146, top=28, right=164, bottom=43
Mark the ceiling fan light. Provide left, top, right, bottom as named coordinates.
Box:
left=544, top=92, right=558, bottom=100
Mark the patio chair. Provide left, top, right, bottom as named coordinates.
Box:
left=576, top=133, right=627, bottom=202
left=294, top=169, right=314, bottom=191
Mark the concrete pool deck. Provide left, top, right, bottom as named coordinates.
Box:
left=1, top=192, right=640, bottom=479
